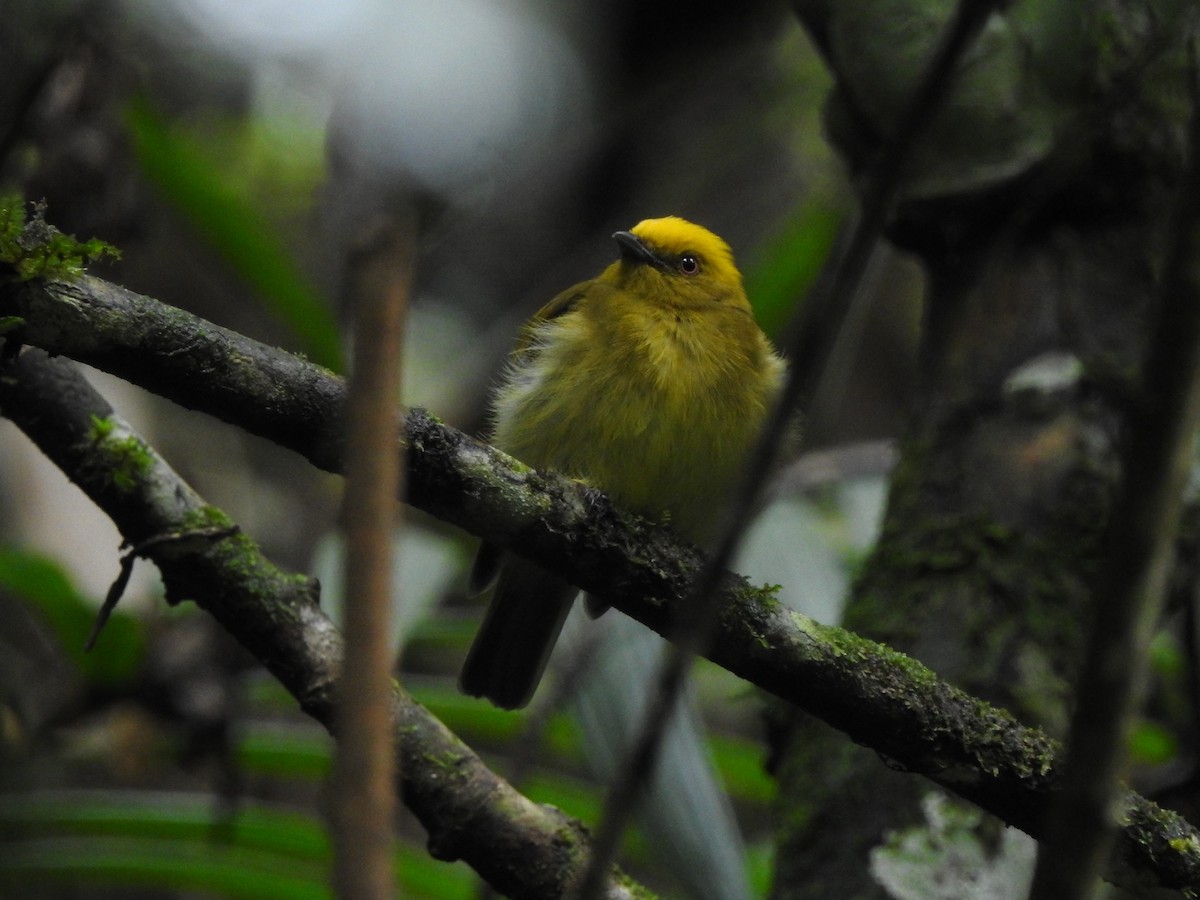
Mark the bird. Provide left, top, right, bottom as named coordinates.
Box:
left=459, top=216, right=787, bottom=709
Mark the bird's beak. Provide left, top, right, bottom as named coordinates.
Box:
left=612, top=231, right=668, bottom=271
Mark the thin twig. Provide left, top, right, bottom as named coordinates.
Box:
left=330, top=211, right=414, bottom=897
left=572, top=1, right=1004, bottom=895
left=85, top=525, right=239, bottom=650
left=1026, top=55, right=1200, bottom=900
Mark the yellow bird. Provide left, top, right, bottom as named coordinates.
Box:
left=460, top=216, right=787, bottom=709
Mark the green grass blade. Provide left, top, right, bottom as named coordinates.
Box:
left=125, top=98, right=343, bottom=372
left=0, top=791, right=475, bottom=899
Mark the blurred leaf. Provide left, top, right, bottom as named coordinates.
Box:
left=0, top=836, right=328, bottom=900
left=232, top=717, right=621, bottom=862
left=406, top=615, right=480, bottom=649
left=564, top=613, right=752, bottom=900
left=236, top=683, right=579, bottom=771
left=746, top=841, right=776, bottom=898
left=238, top=678, right=777, bottom=803
left=245, top=669, right=308, bottom=710
left=413, top=680, right=589, bottom=758
left=707, top=734, right=774, bottom=805
left=0, top=791, right=474, bottom=899
left=235, top=726, right=332, bottom=781
left=125, top=98, right=343, bottom=372
left=1129, top=721, right=1178, bottom=766
left=520, top=774, right=653, bottom=865
left=0, top=791, right=326, bottom=858
left=1149, top=629, right=1184, bottom=677
left=413, top=682, right=529, bottom=744
left=522, top=771, right=604, bottom=823
left=0, top=545, right=144, bottom=687
left=745, top=196, right=844, bottom=338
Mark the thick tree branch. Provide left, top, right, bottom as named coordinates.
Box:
left=1031, top=77, right=1200, bottom=899
left=4, top=276, right=1200, bottom=893
left=0, top=349, right=640, bottom=900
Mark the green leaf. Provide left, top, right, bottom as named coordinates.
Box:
left=0, top=546, right=144, bottom=687
left=708, top=734, right=775, bottom=805
left=0, top=836, right=330, bottom=900
left=235, top=685, right=580, bottom=773
left=124, top=99, right=343, bottom=372
left=745, top=196, right=844, bottom=338
left=0, top=791, right=475, bottom=900
left=1129, top=721, right=1178, bottom=766
left=1149, top=630, right=1184, bottom=677
left=235, top=726, right=332, bottom=781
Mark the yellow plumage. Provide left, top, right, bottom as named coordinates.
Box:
left=460, top=216, right=786, bottom=708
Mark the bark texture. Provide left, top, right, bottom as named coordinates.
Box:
left=774, top=1, right=1197, bottom=896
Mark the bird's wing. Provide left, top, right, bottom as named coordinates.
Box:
left=511, top=279, right=595, bottom=359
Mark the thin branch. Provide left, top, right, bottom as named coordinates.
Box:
left=4, top=279, right=1200, bottom=893
left=1028, top=64, right=1200, bottom=900
left=331, top=211, right=414, bottom=896
left=0, top=349, right=642, bottom=900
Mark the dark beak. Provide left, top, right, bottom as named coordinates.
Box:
left=612, top=231, right=668, bottom=270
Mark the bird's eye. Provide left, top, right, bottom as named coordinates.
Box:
left=677, top=254, right=701, bottom=276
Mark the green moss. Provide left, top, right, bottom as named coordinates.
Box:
left=417, top=407, right=444, bottom=426
left=182, top=505, right=236, bottom=531
left=610, top=869, right=657, bottom=899
left=810, top=615, right=936, bottom=683
left=741, top=583, right=783, bottom=619
left=88, top=414, right=116, bottom=440
left=0, top=195, right=120, bottom=281
left=422, top=749, right=465, bottom=775
left=953, top=691, right=1060, bottom=782
left=1169, top=835, right=1199, bottom=854
left=756, top=583, right=783, bottom=601
left=724, top=582, right=786, bottom=650
left=89, top=423, right=154, bottom=494
left=219, top=529, right=275, bottom=583
left=848, top=501, right=1094, bottom=721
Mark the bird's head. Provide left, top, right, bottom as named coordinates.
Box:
left=609, top=216, right=748, bottom=310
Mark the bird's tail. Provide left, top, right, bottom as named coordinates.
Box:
left=459, top=555, right=578, bottom=709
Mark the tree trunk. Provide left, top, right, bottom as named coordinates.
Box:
left=772, top=2, right=1193, bottom=896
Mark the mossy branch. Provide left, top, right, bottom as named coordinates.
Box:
left=3, top=273, right=1200, bottom=893
left=0, top=349, right=643, bottom=900
left=0, top=195, right=119, bottom=281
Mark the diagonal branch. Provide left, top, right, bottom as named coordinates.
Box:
left=3, top=275, right=1200, bottom=893
left=0, top=349, right=642, bottom=900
